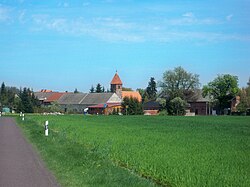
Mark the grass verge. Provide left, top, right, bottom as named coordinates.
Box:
left=16, top=117, right=157, bottom=187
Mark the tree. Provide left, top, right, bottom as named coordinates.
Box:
left=90, top=85, right=94, bottom=93
left=74, top=88, right=79, bottom=93
left=122, top=97, right=143, bottom=115
left=159, top=66, right=200, bottom=101
left=0, top=82, right=8, bottom=108
left=122, top=87, right=133, bottom=91
left=102, top=86, right=105, bottom=93
left=20, top=88, right=34, bottom=113
left=96, top=83, right=102, bottom=93
left=169, top=97, right=187, bottom=116
left=237, top=89, right=248, bottom=113
left=237, top=79, right=250, bottom=113
left=146, top=77, right=157, bottom=100
left=203, top=74, right=240, bottom=114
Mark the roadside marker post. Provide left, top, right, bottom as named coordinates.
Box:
left=20, top=112, right=22, bottom=117
left=0, top=112, right=1, bottom=117
left=22, top=114, right=25, bottom=121
left=45, top=121, right=49, bottom=136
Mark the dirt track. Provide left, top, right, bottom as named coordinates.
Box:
left=0, top=117, right=60, bottom=187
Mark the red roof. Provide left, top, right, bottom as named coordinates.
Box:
left=122, top=91, right=142, bottom=102
left=110, top=72, right=123, bottom=85
left=44, top=93, right=66, bottom=103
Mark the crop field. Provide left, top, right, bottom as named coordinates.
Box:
left=17, top=115, right=250, bottom=187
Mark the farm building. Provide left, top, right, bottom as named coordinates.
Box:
left=143, top=101, right=160, bottom=115
left=34, top=72, right=142, bottom=114
left=187, top=90, right=211, bottom=115
left=58, top=93, right=122, bottom=114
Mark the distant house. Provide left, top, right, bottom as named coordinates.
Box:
left=34, top=71, right=142, bottom=115
left=231, top=96, right=240, bottom=112
left=143, top=101, right=160, bottom=115
left=57, top=93, right=122, bottom=114
left=187, top=90, right=211, bottom=115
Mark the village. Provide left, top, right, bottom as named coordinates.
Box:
left=32, top=71, right=244, bottom=116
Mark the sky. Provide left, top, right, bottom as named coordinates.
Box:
left=0, top=0, right=250, bottom=92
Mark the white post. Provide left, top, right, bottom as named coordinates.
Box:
left=20, top=112, right=22, bottom=117
left=0, top=112, right=1, bottom=117
left=45, top=121, right=49, bottom=136
left=22, top=114, right=25, bottom=121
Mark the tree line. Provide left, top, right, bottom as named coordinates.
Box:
left=1, top=67, right=249, bottom=115
left=0, top=82, right=40, bottom=113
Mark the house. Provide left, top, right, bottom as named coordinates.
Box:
left=143, top=101, right=160, bottom=115
left=231, top=96, right=240, bottom=112
left=187, top=90, right=211, bottom=115
left=57, top=93, right=122, bottom=114
left=34, top=71, right=141, bottom=114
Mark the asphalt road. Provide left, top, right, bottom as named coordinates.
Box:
left=0, top=117, right=60, bottom=187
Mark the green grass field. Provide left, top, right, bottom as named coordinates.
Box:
left=17, top=115, right=250, bottom=187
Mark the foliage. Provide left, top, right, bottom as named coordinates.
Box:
left=159, top=66, right=200, bottom=101
left=90, top=83, right=106, bottom=93
left=0, top=82, right=40, bottom=113
left=90, top=85, right=94, bottom=93
left=96, top=83, right=102, bottom=93
left=122, top=87, right=133, bottom=91
left=156, top=98, right=166, bottom=110
left=203, top=74, right=240, bottom=114
left=237, top=81, right=250, bottom=112
left=122, top=97, right=143, bottom=115
left=169, top=97, right=187, bottom=115
left=146, top=77, right=157, bottom=101
left=74, top=88, right=79, bottom=93
left=19, top=115, right=250, bottom=187
left=137, top=77, right=157, bottom=104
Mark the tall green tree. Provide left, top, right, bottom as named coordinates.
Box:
left=96, top=83, right=102, bottom=93
left=203, top=74, right=240, bottom=114
left=146, top=77, right=157, bottom=100
left=122, top=97, right=143, bottom=115
left=74, top=88, right=79, bottom=93
left=90, top=85, right=94, bottom=93
left=20, top=88, right=34, bottom=113
left=159, top=66, right=200, bottom=101
left=0, top=82, right=8, bottom=108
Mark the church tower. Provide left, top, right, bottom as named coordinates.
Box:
left=110, top=71, right=123, bottom=98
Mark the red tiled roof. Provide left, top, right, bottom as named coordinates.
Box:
left=110, top=73, right=123, bottom=85
left=122, top=91, right=142, bottom=102
left=44, top=93, right=66, bottom=103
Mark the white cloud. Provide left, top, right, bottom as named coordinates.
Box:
left=63, top=2, right=69, bottom=8
left=168, top=12, right=219, bottom=26
left=226, top=14, right=233, bottom=21
left=18, top=10, right=26, bottom=23
left=82, top=2, right=90, bottom=7
left=182, top=12, right=194, bottom=18
left=31, top=14, right=250, bottom=43
left=0, top=6, right=10, bottom=22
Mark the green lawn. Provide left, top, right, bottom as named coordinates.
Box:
left=17, top=115, right=250, bottom=187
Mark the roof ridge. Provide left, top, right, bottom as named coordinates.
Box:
left=79, top=93, right=89, bottom=104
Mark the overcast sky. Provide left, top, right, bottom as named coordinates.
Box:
left=0, top=0, right=250, bottom=92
